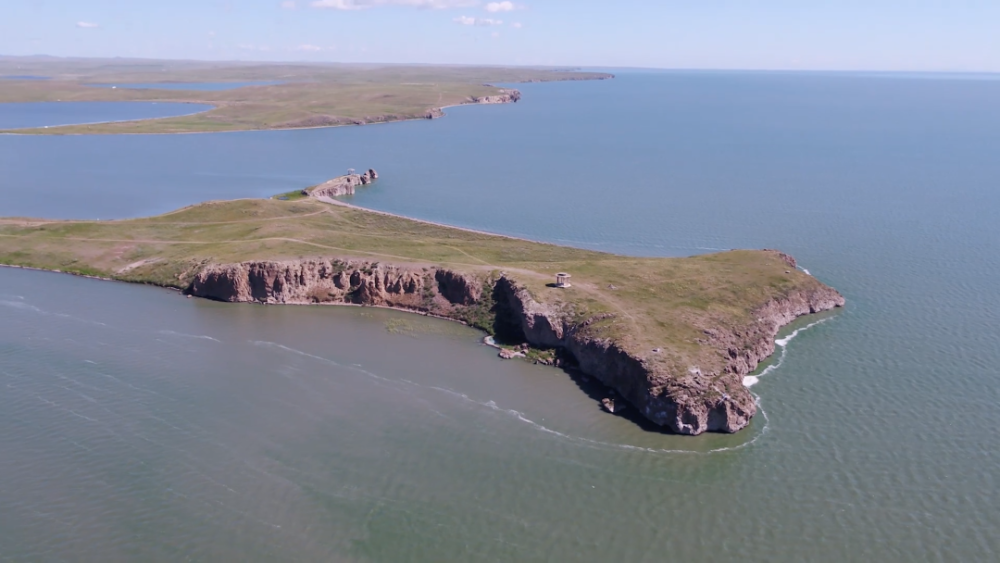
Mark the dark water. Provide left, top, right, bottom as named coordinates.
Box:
left=0, top=102, right=211, bottom=130
left=2, top=72, right=1000, bottom=561
left=87, top=81, right=285, bottom=91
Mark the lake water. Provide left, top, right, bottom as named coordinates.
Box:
left=0, top=101, right=212, bottom=130
left=2, top=71, right=1000, bottom=561
left=87, top=81, right=285, bottom=91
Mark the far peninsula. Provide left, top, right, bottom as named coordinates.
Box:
left=0, top=57, right=611, bottom=135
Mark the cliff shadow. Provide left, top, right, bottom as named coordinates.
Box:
left=555, top=363, right=680, bottom=435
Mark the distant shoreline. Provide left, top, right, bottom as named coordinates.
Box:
left=0, top=66, right=613, bottom=136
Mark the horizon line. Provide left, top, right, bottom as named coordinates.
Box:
left=2, top=53, right=1000, bottom=76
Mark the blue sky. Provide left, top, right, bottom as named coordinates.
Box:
left=3, top=0, right=999, bottom=71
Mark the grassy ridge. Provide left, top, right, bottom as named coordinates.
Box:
left=0, top=197, right=825, bottom=377
left=0, top=58, right=612, bottom=134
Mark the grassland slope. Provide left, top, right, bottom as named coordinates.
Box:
left=0, top=197, right=843, bottom=434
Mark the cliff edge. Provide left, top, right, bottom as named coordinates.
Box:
left=186, top=253, right=843, bottom=435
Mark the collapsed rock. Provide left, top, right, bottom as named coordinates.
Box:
left=310, top=169, right=379, bottom=198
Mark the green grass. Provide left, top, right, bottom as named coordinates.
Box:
left=272, top=189, right=310, bottom=201
left=0, top=196, right=833, bottom=380
left=0, top=58, right=612, bottom=134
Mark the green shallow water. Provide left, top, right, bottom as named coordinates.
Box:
left=2, top=71, right=1000, bottom=561
left=1, top=266, right=997, bottom=562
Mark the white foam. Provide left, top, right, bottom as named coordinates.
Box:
left=250, top=340, right=401, bottom=387
left=158, top=330, right=221, bottom=342
left=744, top=318, right=831, bottom=389
left=801, top=268, right=811, bottom=276
left=429, top=385, right=767, bottom=455
left=0, top=300, right=43, bottom=312
left=255, top=342, right=770, bottom=456
left=776, top=318, right=828, bottom=347
left=0, top=300, right=107, bottom=326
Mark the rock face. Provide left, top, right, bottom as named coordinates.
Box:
left=489, top=274, right=844, bottom=435
left=187, top=259, right=477, bottom=313
left=469, top=89, right=521, bottom=104
left=310, top=169, right=378, bottom=198
left=185, top=254, right=844, bottom=435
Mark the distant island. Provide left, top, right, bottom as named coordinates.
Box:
left=0, top=57, right=611, bottom=135
left=0, top=173, right=843, bottom=435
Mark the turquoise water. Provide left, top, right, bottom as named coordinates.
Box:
left=87, top=81, right=285, bottom=91
left=0, top=101, right=212, bottom=130
left=2, top=72, right=1000, bottom=561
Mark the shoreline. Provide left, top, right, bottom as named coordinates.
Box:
left=0, top=101, right=214, bottom=133
left=0, top=262, right=490, bottom=331
left=312, top=195, right=539, bottom=245
left=0, top=73, right=611, bottom=136
left=0, top=97, right=499, bottom=136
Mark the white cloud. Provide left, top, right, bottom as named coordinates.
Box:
left=511, top=21, right=522, bottom=28
left=491, top=31, right=500, bottom=38
left=311, top=0, right=476, bottom=9
left=238, top=43, right=272, bottom=52
left=454, top=15, right=503, bottom=26
left=76, top=21, right=99, bottom=28
left=484, top=1, right=514, bottom=12
left=281, top=0, right=297, bottom=8
left=294, top=44, right=323, bottom=51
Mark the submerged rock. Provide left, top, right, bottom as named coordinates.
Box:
left=498, top=348, right=524, bottom=360
left=601, top=398, right=624, bottom=414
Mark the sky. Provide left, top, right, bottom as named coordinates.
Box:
left=2, top=0, right=999, bottom=71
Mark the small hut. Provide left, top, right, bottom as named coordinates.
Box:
left=554, top=272, right=572, bottom=288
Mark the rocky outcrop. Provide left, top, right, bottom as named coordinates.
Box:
left=185, top=253, right=844, bottom=436
left=469, top=89, right=521, bottom=104
left=187, top=259, right=480, bottom=313
left=309, top=169, right=378, bottom=198
left=489, top=271, right=844, bottom=435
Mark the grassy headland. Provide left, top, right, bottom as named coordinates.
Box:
left=0, top=57, right=612, bottom=134
left=0, top=196, right=830, bottom=381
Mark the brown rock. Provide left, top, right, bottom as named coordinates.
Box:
left=310, top=169, right=379, bottom=198
left=498, top=348, right=523, bottom=360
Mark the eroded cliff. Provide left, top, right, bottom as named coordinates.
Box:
left=186, top=255, right=844, bottom=435
left=309, top=169, right=379, bottom=198
left=469, top=89, right=521, bottom=104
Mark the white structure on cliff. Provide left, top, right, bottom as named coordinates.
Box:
left=554, top=273, right=572, bottom=288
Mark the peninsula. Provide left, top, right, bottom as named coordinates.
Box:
left=0, top=57, right=610, bottom=134
left=0, top=182, right=843, bottom=435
